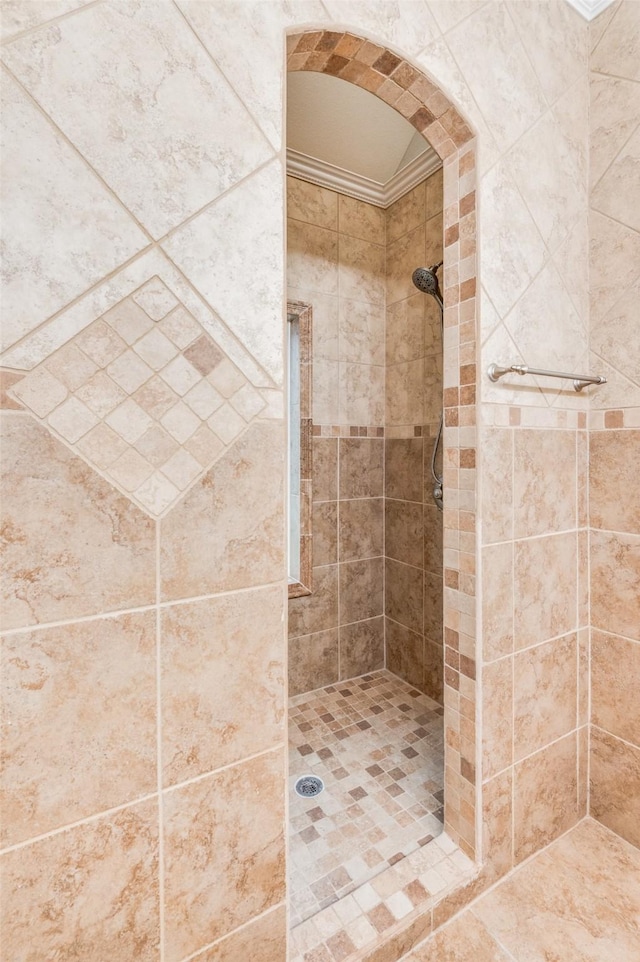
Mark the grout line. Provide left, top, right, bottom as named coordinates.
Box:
left=0, top=791, right=158, bottom=856
left=161, top=743, right=285, bottom=797
left=482, top=524, right=590, bottom=552
left=0, top=0, right=103, bottom=47
left=170, top=0, right=278, bottom=158
left=177, top=902, right=286, bottom=962
left=483, top=725, right=586, bottom=786
left=589, top=199, right=640, bottom=233
left=589, top=116, right=640, bottom=194
left=467, top=910, right=520, bottom=961
left=485, top=628, right=587, bottom=667
left=0, top=238, right=153, bottom=367
left=589, top=0, right=624, bottom=60
left=504, top=1, right=553, bottom=112
left=0, top=61, right=156, bottom=244
left=590, top=724, right=640, bottom=753
left=154, top=235, right=281, bottom=391
left=0, top=742, right=285, bottom=859
left=0, top=582, right=285, bottom=638
left=155, top=521, right=165, bottom=962
left=589, top=67, right=640, bottom=83
left=425, top=814, right=596, bottom=949
left=589, top=625, right=640, bottom=646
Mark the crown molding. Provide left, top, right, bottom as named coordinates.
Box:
left=564, top=0, right=616, bottom=21
left=286, top=148, right=442, bottom=209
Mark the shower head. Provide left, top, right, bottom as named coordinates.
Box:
left=412, top=263, right=443, bottom=302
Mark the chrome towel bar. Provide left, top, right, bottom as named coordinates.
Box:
left=487, top=363, right=607, bottom=393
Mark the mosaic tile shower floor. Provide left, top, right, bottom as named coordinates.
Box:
left=289, top=670, right=445, bottom=926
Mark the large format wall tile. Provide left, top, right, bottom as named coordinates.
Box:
left=386, top=557, right=423, bottom=634
left=503, top=263, right=588, bottom=389
left=482, top=658, right=513, bottom=780
left=339, top=438, right=384, bottom=499
left=163, top=750, right=285, bottom=961
left=163, top=162, right=284, bottom=386
left=0, top=612, right=156, bottom=847
left=591, top=630, right=640, bottom=745
left=474, top=819, right=640, bottom=962
left=178, top=1, right=328, bottom=150
left=288, top=628, right=339, bottom=697
left=591, top=127, right=640, bottom=232
left=508, top=107, right=585, bottom=257
left=513, top=733, right=577, bottom=863
left=513, top=634, right=577, bottom=762
left=1, top=415, right=155, bottom=630
left=386, top=617, right=424, bottom=692
left=339, top=498, right=383, bottom=561
left=513, top=429, right=576, bottom=538
left=287, top=178, right=338, bottom=230
left=2, top=1, right=273, bottom=238
left=480, top=427, right=513, bottom=545
left=590, top=430, right=640, bottom=533
left=590, top=282, right=640, bottom=407
left=0, top=0, right=92, bottom=41
left=590, top=74, right=640, bottom=189
left=590, top=726, right=640, bottom=848
left=339, top=557, right=384, bottom=625
left=514, top=532, right=577, bottom=649
left=590, top=0, right=640, bottom=82
left=288, top=564, right=338, bottom=639
left=590, top=529, right=640, bottom=638
left=160, top=421, right=284, bottom=601
left=0, top=800, right=159, bottom=961
left=161, top=586, right=284, bottom=787
left=339, top=616, right=384, bottom=679
left=446, top=2, right=546, bottom=154
left=191, top=905, right=286, bottom=962
left=479, top=162, right=546, bottom=319
left=404, top=911, right=512, bottom=961
left=509, top=0, right=587, bottom=107
left=481, top=542, right=513, bottom=662
left=0, top=74, right=146, bottom=354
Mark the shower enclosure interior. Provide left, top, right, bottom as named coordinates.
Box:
left=286, top=73, right=446, bottom=930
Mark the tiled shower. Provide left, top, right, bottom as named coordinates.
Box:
left=0, top=1, right=638, bottom=961
left=286, top=171, right=457, bottom=938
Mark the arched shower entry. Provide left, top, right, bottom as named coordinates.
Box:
left=285, top=28, right=481, bottom=959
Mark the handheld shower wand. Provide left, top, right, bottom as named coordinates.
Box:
left=412, top=262, right=444, bottom=511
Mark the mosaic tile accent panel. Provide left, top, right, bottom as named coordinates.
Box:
left=289, top=670, right=444, bottom=926
left=8, top=277, right=270, bottom=517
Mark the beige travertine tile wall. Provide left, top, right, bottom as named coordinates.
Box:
left=0, top=0, right=615, bottom=957
left=385, top=172, right=444, bottom=701
left=287, top=176, right=386, bottom=693
left=1, top=2, right=292, bottom=959
left=588, top=0, right=640, bottom=849
left=287, top=171, right=445, bottom=698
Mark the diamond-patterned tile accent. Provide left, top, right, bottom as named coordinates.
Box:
left=9, top=276, right=272, bottom=517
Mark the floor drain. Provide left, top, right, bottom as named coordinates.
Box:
left=295, top=775, right=324, bottom=798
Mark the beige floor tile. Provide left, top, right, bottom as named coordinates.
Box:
left=289, top=670, right=444, bottom=926
left=405, top=912, right=512, bottom=961
left=473, top=819, right=640, bottom=962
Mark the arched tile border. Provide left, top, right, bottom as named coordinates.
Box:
left=288, top=30, right=480, bottom=861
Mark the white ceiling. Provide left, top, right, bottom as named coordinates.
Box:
left=287, top=71, right=436, bottom=188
